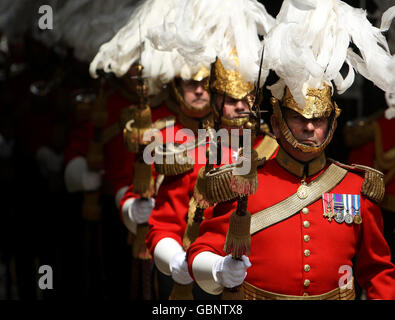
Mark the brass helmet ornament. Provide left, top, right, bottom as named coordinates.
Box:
left=271, top=83, right=341, bottom=153
left=207, top=50, right=256, bottom=130
left=170, top=64, right=211, bottom=119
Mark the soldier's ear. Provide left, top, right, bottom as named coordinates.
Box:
left=271, top=114, right=281, bottom=139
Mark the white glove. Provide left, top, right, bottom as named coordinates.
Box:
left=65, top=156, right=103, bottom=192
left=170, top=251, right=193, bottom=285
left=130, top=197, right=155, bottom=224
left=36, top=146, right=64, bottom=177
left=213, top=254, right=251, bottom=288
left=81, top=169, right=102, bottom=191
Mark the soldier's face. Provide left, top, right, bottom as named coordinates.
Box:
left=271, top=108, right=332, bottom=162
left=283, top=108, right=329, bottom=147
left=180, top=79, right=210, bottom=110
left=218, top=95, right=250, bottom=120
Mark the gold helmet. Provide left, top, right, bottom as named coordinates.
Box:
left=171, top=64, right=211, bottom=119
left=208, top=50, right=256, bottom=128
left=271, top=83, right=341, bottom=153
left=263, top=0, right=395, bottom=154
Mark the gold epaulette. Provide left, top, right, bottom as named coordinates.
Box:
left=328, top=159, right=385, bottom=203
left=254, top=133, right=278, bottom=166
left=154, top=142, right=195, bottom=176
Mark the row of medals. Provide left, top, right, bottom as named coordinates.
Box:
left=324, top=203, right=362, bottom=224
left=296, top=183, right=362, bottom=225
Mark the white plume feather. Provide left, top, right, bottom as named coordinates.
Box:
left=89, top=0, right=183, bottom=88
left=264, top=0, right=395, bottom=108
left=147, top=0, right=276, bottom=86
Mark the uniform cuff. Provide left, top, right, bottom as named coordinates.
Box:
left=115, top=186, right=128, bottom=209
left=153, top=238, right=184, bottom=276
left=64, top=156, right=86, bottom=192
left=192, top=251, right=224, bottom=295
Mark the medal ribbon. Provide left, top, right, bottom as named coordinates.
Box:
left=352, top=195, right=361, bottom=217
left=334, top=193, right=343, bottom=214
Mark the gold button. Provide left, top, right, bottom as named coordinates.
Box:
left=303, top=221, right=310, bottom=228
left=304, top=235, right=310, bottom=242
left=304, top=279, right=311, bottom=287
left=302, top=207, right=309, bottom=215
left=304, top=249, right=310, bottom=257
left=304, top=264, right=311, bottom=272
left=303, top=292, right=309, bottom=296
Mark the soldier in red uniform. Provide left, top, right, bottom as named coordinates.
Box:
left=119, top=67, right=213, bottom=299
left=145, top=57, right=278, bottom=300
left=143, top=0, right=278, bottom=300
left=186, top=0, right=395, bottom=300
left=347, top=95, right=395, bottom=264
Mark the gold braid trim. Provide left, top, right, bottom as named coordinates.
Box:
left=271, top=97, right=336, bottom=153
left=193, top=167, right=211, bottom=208
left=224, top=209, right=251, bottom=258
left=132, top=160, right=154, bottom=198
left=154, top=144, right=194, bottom=176
left=230, top=149, right=259, bottom=195
left=205, top=164, right=239, bottom=204
left=154, top=137, right=206, bottom=176
left=328, top=159, right=385, bottom=204
left=154, top=161, right=194, bottom=176
left=243, top=279, right=355, bottom=300
left=123, top=105, right=155, bottom=153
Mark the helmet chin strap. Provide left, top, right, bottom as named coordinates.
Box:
left=271, top=97, right=336, bottom=154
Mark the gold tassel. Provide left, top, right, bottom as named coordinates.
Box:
left=154, top=146, right=194, bottom=176
left=182, top=198, right=205, bottom=251
left=193, top=167, right=211, bottom=209
left=123, top=105, right=154, bottom=153
left=360, top=167, right=385, bottom=204
left=82, top=191, right=102, bottom=221
left=134, top=104, right=153, bottom=128
left=205, top=165, right=238, bottom=204
left=224, top=209, right=251, bottom=258
left=86, top=141, right=104, bottom=171
left=132, top=160, right=154, bottom=198
left=230, top=149, right=259, bottom=196
left=132, top=223, right=152, bottom=260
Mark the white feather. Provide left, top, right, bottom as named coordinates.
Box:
left=89, top=0, right=182, bottom=84
left=264, top=0, right=395, bottom=109
left=380, top=6, right=395, bottom=32
left=148, top=0, right=276, bottom=86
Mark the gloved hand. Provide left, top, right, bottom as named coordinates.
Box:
left=213, top=254, right=251, bottom=288
left=170, top=251, right=193, bottom=285
left=36, top=146, right=64, bottom=177
left=130, top=197, right=155, bottom=224
left=81, top=169, right=103, bottom=191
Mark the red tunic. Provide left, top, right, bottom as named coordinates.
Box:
left=187, top=157, right=395, bottom=299
left=118, top=106, right=189, bottom=222
left=146, top=135, right=278, bottom=256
